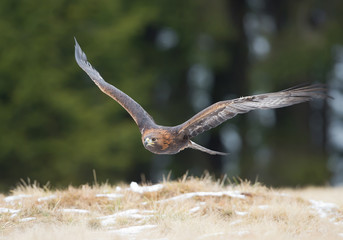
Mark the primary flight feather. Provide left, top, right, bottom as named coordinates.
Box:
left=74, top=38, right=327, bottom=155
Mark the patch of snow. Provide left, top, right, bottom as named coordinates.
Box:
left=198, top=232, right=224, bottom=239
left=189, top=206, right=201, bottom=213
left=309, top=199, right=338, bottom=218
left=141, top=210, right=155, bottom=214
left=230, top=219, right=243, bottom=226
left=4, top=194, right=31, bottom=203
left=142, top=239, right=168, bottom=240
left=158, top=191, right=245, bottom=203
left=37, top=195, right=57, bottom=202
left=237, top=230, right=249, bottom=236
left=96, top=193, right=124, bottom=199
left=274, top=192, right=290, bottom=197
left=0, top=207, right=20, bottom=214
left=116, top=186, right=122, bottom=191
left=257, top=205, right=269, bottom=210
left=338, top=233, right=343, bottom=238
left=19, top=217, right=36, bottom=222
left=99, top=209, right=155, bottom=226
left=130, top=182, right=164, bottom=194
left=235, top=211, right=248, bottom=216
left=141, top=239, right=168, bottom=240
left=110, top=224, right=157, bottom=235
left=60, top=208, right=90, bottom=214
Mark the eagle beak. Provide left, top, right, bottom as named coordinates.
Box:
left=144, top=138, right=154, bottom=146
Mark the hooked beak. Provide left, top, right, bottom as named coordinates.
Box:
left=144, top=138, right=154, bottom=146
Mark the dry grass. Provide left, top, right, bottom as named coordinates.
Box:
left=0, top=175, right=342, bottom=240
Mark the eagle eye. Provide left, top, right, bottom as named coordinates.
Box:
left=152, top=138, right=157, bottom=141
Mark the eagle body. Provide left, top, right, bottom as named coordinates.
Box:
left=74, top=38, right=328, bottom=155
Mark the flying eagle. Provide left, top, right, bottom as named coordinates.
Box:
left=74, top=38, right=327, bottom=155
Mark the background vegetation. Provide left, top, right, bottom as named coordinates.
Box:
left=1, top=0, right=342, bottom=191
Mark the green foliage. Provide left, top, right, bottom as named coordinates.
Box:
left=0, top=0, right=159, bottom=190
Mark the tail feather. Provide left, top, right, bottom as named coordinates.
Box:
left=188, top=141, right=228, bottom=155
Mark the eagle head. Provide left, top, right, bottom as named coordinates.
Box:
left=143, top=132, right=162, bottom=153
left=142, top=129, right=179, bottom=154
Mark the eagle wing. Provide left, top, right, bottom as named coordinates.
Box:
left=74, top=38, right=155, bottom=132
left=178, top=85, right=327, bottom=138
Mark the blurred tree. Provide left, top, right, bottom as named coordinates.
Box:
left=0, top=0, right=160, bottom=190
left=0, top=0, right=341, bottom=191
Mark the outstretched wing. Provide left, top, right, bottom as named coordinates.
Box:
left=74, top=38, right=155, bottom=133
left=178, top=85, right=327, bottom=138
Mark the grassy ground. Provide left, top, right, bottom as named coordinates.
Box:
left=1, top=175, right=343, bottom=240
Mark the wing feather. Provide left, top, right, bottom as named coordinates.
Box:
left=178, top=85, right=328, bottom=138
left=74, top=38, right=155, bottom=132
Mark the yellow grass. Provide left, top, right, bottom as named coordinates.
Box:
left=0, top=175, right=342, bottom=240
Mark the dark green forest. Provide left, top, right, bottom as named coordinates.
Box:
left=1, top=0, right=343, bottom=191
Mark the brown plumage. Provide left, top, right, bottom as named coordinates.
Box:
left=74, top=38, right=328, bottom=155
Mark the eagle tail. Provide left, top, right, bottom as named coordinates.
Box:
left=188, top=141, right=228, bottom=155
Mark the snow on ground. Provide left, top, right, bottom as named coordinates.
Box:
left=0, top=207, right=20, bottom=214
left=1, top=182, right=342, bottom=239
left=59, top=209, right=90, bottom=214
left=129, top=182, right=164, bottom=194
left=235, top=211, right=248, bottom=216
left=98, top=209, right=156, bottom=226
left=19, top=217, right=36, bottom=222
left=37, top=195, right=57, bottom=202
left=108, top=224, right=157, bottom=236
left=0, top=207, right=20, bottom=218
left=157, top=190, right=245, bottom=203
left=96, top=193, right=124, bottom=199
left=4, top=194, right=31, bottom=203
left=309, top=199, right=343, bottom=226
left=229, top=219, right=244, bottom=226
left=197, top=231, right=225, bottom=239
left=189, top=206, right=201, bottom=213
left=197, top=230, right=250, bottom=239
left=95, top=182, right=162, bottom=200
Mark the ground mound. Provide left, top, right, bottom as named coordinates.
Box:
left=1, top=176, right=342, bottom=239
